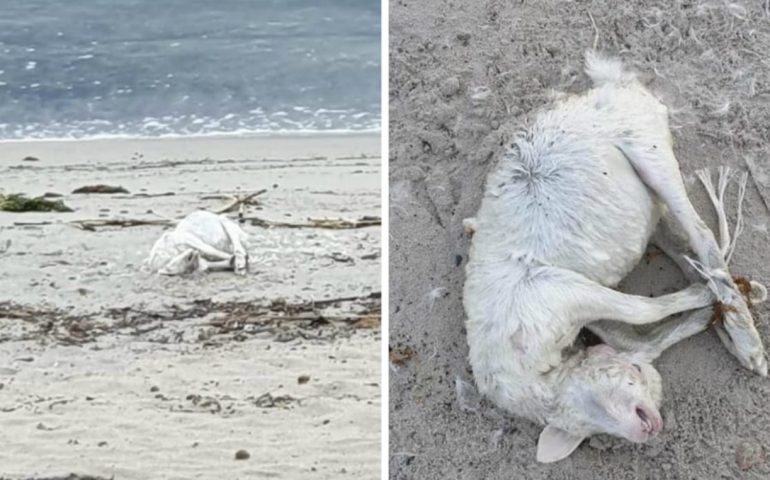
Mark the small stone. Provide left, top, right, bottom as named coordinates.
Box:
left=298, top=375, right=311, bottom=385
left=22, top=156, right=39, bottom=162
left=235, top=449, right=250, bottom=460
left=150, top=386, right=160, bottom=392
left=440, top=77, right=460, bottom=97
left=736, top=441, right=766, bottom=471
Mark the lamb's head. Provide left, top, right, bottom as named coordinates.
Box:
left=537, top=344, right=662, bottom=463
left=158, top=249, right=202, bottom=275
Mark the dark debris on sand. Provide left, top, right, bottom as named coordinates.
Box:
left=2, top=476, right=113, bottom=480
left=72, top=185, right=129, bottom=194
left=0, top=292, right=381, bottom=346
left=0, top=194, right=73, bottom=213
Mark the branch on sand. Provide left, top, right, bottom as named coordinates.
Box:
left=72, top=184, right=130, bottom=194
left=69, top=215, right=380, bottom=231
left=245, top=215, right=381, bottom=229
left=70, top=218, right=172, bottom=231
left=0, top=292, right=381, bottom=345
left=213, top=189, right=268, bottom=214
left=206, top=292, right=382, bottom=331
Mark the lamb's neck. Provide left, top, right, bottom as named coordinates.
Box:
left=502, top=346, right=589, bottom=424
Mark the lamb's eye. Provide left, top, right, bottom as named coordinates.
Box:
left=632, top=364, right=641, bottom=373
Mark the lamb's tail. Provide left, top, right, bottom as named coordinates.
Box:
left=584, top=51, right=636, bottom=86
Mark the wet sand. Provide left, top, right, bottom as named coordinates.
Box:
left=0, top=133, right=381, bottom=479
left=389, top=2, right=770, bottom=479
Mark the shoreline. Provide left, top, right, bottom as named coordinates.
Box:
left=0, top=132, right=380, bottom=172
left=0, top=128, right=381, bottom=145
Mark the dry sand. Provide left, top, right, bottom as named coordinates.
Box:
left=390, top=2, right=770, bottom=479
left=0, top=133, right=381, bottom=479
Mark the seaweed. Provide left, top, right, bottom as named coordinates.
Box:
left=0, top=193, right=73, bottom=213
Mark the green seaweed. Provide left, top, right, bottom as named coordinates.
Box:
left=0, top=193, right=73, bottom=212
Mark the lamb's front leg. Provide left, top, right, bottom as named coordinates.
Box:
left=586, top=309, right=712, bottom=363
left=618, top=142, right=767, bottom=375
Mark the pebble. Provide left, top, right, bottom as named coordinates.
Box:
left=736, top=441, right=766, bottom=471
left=235, top=449, right=250, bottom=460
left=298, top=375, right=311, bottom=385
left=440, top=77, right=460, bottom=97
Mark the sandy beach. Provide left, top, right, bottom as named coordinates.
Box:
left=0, top=133, right=381, bottom=479
left=390, top=1, right=770, bottom=479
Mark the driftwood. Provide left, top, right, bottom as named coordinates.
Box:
left=13, top=221, right=53, bottom=227
left=246, top=216, right=381, bottom=229
left=68, top=215, right=380, bottom=231
left=72, top=185, right=129, bottom=194
left=0, top=292, right=381, bottom=345
left=214, top=189, right=268, bottom=214
left=70, top=218, right=172, bottom=231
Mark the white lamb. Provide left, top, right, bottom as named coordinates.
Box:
left=147, top=210, right=249, bottom=276
left=463, top=53, right=766, bottom=463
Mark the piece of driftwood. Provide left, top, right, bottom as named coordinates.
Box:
left=214, top=189, right=268, bottom=214
left=72, top=184, right=130, bottom=194
left=0, top=292, right=381, bottom=345
left=67, top=214, right=379, bottom=231
left=12, top=221, right=53, bottom=227
left=70, top=218, right=172, bottom=231
left=246, top=215, right=381, bottom=229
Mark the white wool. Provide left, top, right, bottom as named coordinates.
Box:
left=463, top=53, right=766, bottom=462
left=146, top=210, right=249, bottom=276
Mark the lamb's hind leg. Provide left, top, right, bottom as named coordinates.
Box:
left=589, top=207, right=767, bottom=362
left=586, top=311, right=712, bottom=363
left=654, top=211, right=767, bottom=304
left=561, top=268, right=713, bottom=326
left=585, top=213, right=711, bottom=361
left=219, top=217, right=249, bottom=275
left=617, top=141, right=767, bottom=375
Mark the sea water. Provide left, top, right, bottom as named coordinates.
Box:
left=0, top=0, right=380, bottom=140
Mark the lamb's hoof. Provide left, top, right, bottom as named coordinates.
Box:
left=714, top=321, right=768, bottom=377
left=750, top=281, right=768, bottom=304
left=462, top=217, right=476, bottom=237
left=234, top=255, right=248, bottom=276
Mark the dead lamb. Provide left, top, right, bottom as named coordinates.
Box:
left=147, top=210, right=249, bottom=276
left=462, top=53, right=767, bottom=463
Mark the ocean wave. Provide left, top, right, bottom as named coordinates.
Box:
left=0, top=109, right=381, bottom=141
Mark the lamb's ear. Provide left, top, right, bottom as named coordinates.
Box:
left=536, top=425, right=584, bottom=463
